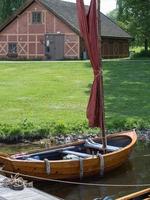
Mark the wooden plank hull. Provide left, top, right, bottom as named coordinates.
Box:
left=117, top=188, right=150, bottom=200
left=0, top=130, right=137, bottom=180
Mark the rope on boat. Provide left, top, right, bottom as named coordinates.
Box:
left=130, top=154, right=150, bottom=160
left=0, top=173, right=33, bottom=190
left=1, top=168, right=150, bottom=188
left=79, top=157, right=83, bottom=179
left=44, top=159, right=51, bottom=175
left=143, top=154, right=150, bottom=157
left=98, top=153, right=104, bottom=176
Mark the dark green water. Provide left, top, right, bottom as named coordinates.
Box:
left=0, top=141, right=150, bottom=200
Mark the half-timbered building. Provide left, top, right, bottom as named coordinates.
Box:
left=0, top=0, right=132, bottom=60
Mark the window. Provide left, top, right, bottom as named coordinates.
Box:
left=8, top=43, right=17, bottom=54
left=32, top=12, right=42, bottom=24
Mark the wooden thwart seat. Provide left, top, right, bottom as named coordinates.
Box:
left=84, top=138, right=120, bottom=152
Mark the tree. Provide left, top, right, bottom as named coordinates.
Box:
left=0, top=0, right=25, bottom=25
left=107, top=9, right=118, bottom=22
left=107, top=8, right=128, bottom=32
left=0, top=0, right=12, bottom=24
left=117, top=0, right=150, bottom=51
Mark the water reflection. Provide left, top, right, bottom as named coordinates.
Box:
left=0, top=143, right=44, bottom=154
left=0, top=141, right=150, bottom=200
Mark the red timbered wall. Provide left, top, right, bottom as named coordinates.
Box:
left=0, top=2, right=80, bottom=59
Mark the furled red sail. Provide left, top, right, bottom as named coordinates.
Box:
left=76, top=0, right=104, bottom=129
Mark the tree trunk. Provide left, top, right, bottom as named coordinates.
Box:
left=144, top=38, right=148, bottom=52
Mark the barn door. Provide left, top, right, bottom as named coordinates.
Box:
left=45, top=34, right=64, bottom=60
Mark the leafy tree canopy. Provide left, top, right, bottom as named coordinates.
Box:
left=117, top=0, right=150, bottom=51
left=107, top=8, right=118, bottom=23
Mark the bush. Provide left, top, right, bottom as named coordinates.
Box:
left=131, top=50, right=150, bottom=59
left=0, top=118, right=149, bottom=143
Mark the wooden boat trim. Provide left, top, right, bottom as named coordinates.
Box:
left=116, top=188, right=150, bottom=200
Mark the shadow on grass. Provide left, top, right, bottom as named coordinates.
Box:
left=85, top=60, right=150, bottom=122
left=105, top=61, right=150, bottom=120
left=85, top=83, right=92, bottom=95
left=82, top=61, right=91, bottom=68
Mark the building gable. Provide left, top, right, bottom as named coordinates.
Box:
left=0, top=0, right=79, bottom=35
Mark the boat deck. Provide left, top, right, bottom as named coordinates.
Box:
left=0, top=174, right=61, bottom=200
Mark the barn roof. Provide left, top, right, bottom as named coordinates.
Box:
left=41, top=0, right=132, bottom=39
left=0, top=0, right=132, bottom=39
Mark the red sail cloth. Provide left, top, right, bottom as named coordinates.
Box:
left=76, top=0, right=104, bottom=128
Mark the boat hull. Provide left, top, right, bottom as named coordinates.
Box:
left=0, top=130, right=137, bottom=180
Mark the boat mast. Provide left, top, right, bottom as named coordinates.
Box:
left=97, top=0, right=107, bottom=152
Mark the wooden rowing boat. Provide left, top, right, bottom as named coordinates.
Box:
left=0, top=130, right=137, bottom=180
left=116, top=188, right=150, bottom=200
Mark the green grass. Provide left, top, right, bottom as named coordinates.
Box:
left=103, top=60, right=150, bottom=122
left=0, top=60, right=149, bottom=141
left=0, top=62, right=91, bottom=124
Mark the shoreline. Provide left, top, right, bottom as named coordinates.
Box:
left=0, top=129, right=149, bottom=146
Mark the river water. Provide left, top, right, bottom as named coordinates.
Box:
left=0, top=140, right=150, bottom=200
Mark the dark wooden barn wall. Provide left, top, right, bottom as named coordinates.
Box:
left=102, top=38, right=129, bottom=58
left=80, top=37, right=129, bottom=59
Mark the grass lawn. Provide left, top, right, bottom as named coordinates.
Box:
left=0, top=60, right=149, bottom=131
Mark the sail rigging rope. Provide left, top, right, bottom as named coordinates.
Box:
left=0, top=168, right=150, bottom=188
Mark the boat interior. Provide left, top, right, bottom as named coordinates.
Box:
left=14, top=136, right=132, bottom=161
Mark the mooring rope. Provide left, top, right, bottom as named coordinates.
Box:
left=143, top=154, right=150, bottom=157
left=0, top=169, right=150, bottom=187
left=130, top=154, right=150, bottom=159
left=0, top=173, right=33, bottom=190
